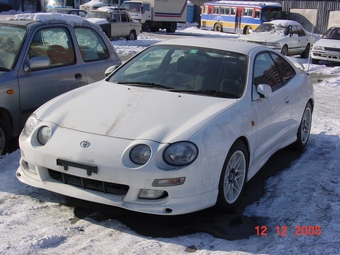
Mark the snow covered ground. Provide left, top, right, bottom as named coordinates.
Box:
left=1, top=22, right=340, bottom=255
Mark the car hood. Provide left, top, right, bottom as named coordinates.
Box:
left=36, top=82, right=238, bottom=143
left=239, top=32, right=285, bottom=42
left=86, top=18, right=108, bottom=25
left=314, top=38, right=340, bottom=48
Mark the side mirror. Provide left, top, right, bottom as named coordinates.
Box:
left=104, top=65, right=119, bottom=77
left=24, top=56, right=50, bottom=72
left=256, top=84, right=272, bottom=98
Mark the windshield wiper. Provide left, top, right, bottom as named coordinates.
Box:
left=117, top=81, right=174, bottom=90
left=170, top=89, right=239, bottom=98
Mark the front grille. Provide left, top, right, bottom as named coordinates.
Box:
left=325, top=47, right=340, bottom=52
left=49, top=169, right=129, bottom=195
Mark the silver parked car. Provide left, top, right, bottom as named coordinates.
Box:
left=0, top=13, right=121, bottom=155
left=311, top=26, right=340, bottom=64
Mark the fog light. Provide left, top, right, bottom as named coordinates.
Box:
left=152, top=177, right=185, bottom=187
left=138, top=189, right=166, bottom=199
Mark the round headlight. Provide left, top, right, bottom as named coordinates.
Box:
left=130, top=144, right=151, bottom=165
left=163, top=141, right=198, bottom=166
left=23, top=115, right=38, bottom=137
left=37, top=126, right=51, bottom=145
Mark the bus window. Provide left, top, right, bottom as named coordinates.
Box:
left=214, top=6, right=219, bottom=14
left=255, top=9, right=260, bottom=19
left=221, top=7, right=230, bottom=15
left=244, top=8, right=253, bottom=17
left=231, top=7, right=236, bottom=15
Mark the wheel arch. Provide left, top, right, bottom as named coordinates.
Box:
left=0, top=108, right=13, bottom=135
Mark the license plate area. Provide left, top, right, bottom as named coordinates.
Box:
left=57, top=159, right=98, bottom=176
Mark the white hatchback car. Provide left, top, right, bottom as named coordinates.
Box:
left=238, top=20, right=317, bottom=58
left=16, top=38, right=314, bottom=215
left=311, top=26, right=340, bottom=64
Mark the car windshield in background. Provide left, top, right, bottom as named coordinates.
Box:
left=0, top=25, right=26, bottom=70
left=108, top=45, right=248, bottom=98
left=322, top=27, right=340, bottom=40
left=255, top=23, right=288, bottom=35
left=85, top=11, right=110, bottom=20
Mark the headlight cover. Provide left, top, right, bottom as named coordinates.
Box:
left=263, top=42, right=280, bottom=47
left=37, top=126, right=51, bottom=145
left=313, top=45, right=324, bottom=51
left=163, top=141, right=198, bottom=166
left=130, top=144, right=151, bottom=165
left=23, top=114, right=38, bottom=137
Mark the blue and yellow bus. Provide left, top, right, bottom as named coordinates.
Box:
left=200, top=1, right=285, bottom=34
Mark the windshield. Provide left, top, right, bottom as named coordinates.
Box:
left=121, top=2, right=142, bottom=12
left=108, top=45, right=248, bottom=99
left=0, top=24, right=26, bottom=70
left=322, top=27, right=340, bottom=40
left=254, top=23, right=289, bottom=35
left=85, top=11, right=110, bottom=20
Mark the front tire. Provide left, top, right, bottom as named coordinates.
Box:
left=312, top=58, right=319, bottom=64
left=0, top=119, right=10, bottom=155
left=216, top=140, right=248, bottom=211
left=294, top=102, right=312, bottom=150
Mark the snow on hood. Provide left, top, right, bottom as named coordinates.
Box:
left=35, top=82, right=237, bottom=143
left=239, top=32, right=286, bottom=42
left=314, top=38, right=340, bottom=47
left=85, top=17, right=108, bottom=25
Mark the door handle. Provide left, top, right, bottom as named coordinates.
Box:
left=284, top=96, right=290, bottom=104
left=75, top=73, right=82, bottom=80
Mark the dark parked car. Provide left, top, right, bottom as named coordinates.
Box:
left=0, top=13, right=121, bottom=155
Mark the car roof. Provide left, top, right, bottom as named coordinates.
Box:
left=0, top=13, right=88, bottom=26
left=265, top=19, right=302, bottom=26
left=155, top=37, right=267, bottom=56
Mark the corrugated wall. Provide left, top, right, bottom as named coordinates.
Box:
left=190, top=0, right=340, bottom=33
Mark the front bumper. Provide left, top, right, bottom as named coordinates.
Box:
left=311, top=50, right=340, bottom=62
left=16, top=127, right=217, bottom=215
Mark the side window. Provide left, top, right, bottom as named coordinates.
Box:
left=113, top=13, right=121, bottom=22
left=213, top=6, right=219, bottom=14
left=270, top=52, right=295, bottom=84
left=121, top=13, right=128, bottom=22
left=255, top=9, right=260, bottom=18
left=144, top=4, right=150, bottom=11
left=28, top=27, right=75, bottom=69
left=253, top=53, right=282, bottom=91
left=74, top=27, right=109, bottom=62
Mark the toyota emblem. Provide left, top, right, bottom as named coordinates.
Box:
left=80, top=141, right=91, bottom=148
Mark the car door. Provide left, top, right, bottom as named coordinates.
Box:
left=73, top=26, right=114, bottom=83
left=17, top=26, right=88, bottom=128
left=251, top=51, right=296, bottom=164
left=120, top=13, right=132, bottom=37
left=111, top=13, right=123, bottom=37
left=290, top=25, right=308, bottom=54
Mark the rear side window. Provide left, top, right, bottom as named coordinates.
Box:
left=74, top=27, right=109, bottom=62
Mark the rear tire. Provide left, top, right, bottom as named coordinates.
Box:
left=294, top=102, right=312, bottom=150
left=0, top=119, right=9, bottom=155
left=126, top=30, right=137, bottom=40
left=150, top=27, right=159, bottom=32
left=166, top=22, right=177, bottom=33
left=216, top=140, right=248, bottom=212
left=301, top=44, right=310, bottom=58
left=214, top=23, right=222, bottom=32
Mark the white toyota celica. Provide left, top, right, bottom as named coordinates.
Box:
left=16, top=38, right=314, bottom=215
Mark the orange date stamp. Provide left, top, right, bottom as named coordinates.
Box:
left=255, top=226, right=322, bottom=236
